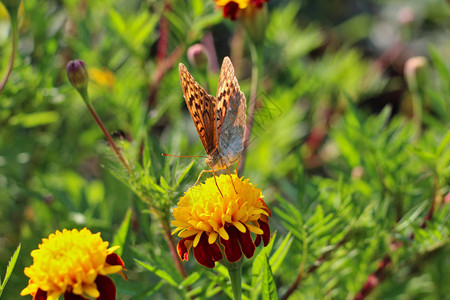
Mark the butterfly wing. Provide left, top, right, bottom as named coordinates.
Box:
left=179, top=63, right=217, bottom=155
left=215, top=57, right=247, bottom=162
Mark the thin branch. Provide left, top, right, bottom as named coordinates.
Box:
left=281, top=237, right=349, bottom=300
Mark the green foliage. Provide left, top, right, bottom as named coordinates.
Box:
left=0, top=0, right=449, bottom=299
left=0, top=244, right=20, bottom=298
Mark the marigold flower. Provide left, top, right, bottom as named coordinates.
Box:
left=21, top=228, right=126, bottom=300
left=172, top=174, right=271, bottom=268
left=215, top=0, right=269, bottom=20
left=89, top=67, right=116, bottom=89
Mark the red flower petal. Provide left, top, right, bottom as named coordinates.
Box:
left=63, top=291, right=86, bottom=300
left=223, top=2, right=240, bottom=20
left=193, top=233, right=223, bottom=268
left=177, top=235, right=195, bottom=261
left=106, top=253, right=125, bottom=268
left=260, top=220, right=271, bottom=246
left=96, top=275, right=116, bottom=300
left=220, top=225, right=256, bottom=262
left=220, top=226, right=242, bottom=263
left=254, top=234, right=261, bottom=247
left=238, top=225, right=256, bottom=259
left=34, top=289, right=47, bottom=300
left=253, top=0, right=269, bottom=7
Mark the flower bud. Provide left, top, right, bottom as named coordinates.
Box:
left=66, top=59, right=89, bottom=92
left=187, top=44, right=209, bottom=70
left=404, top=56, right=427, bottom=93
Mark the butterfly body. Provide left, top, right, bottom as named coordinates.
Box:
left=179, top=57, right=247, bottom=181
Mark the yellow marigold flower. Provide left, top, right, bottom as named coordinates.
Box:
left=89, top=67, right=115, bottom=89
left=172, top=174, right=271, bottom=268
left=21, top=228, right=126, bottom=300
left=215, top=0, right=269, bottom=20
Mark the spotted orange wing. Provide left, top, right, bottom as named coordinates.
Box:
left=215, top=57, right=247, bottom=162
left=178, top=63, right=218, bottom=155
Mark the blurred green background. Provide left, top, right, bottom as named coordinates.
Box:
left=0, top=0, right=449, bottom=299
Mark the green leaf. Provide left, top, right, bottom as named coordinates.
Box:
left=9, top=111, right=59, bottom=127
left=109, top=9, right=127, bottom=37
left=0, top=244, right=21, bottom=298
left=262, top=254, right=278, bottom=300
left=112, top=208, right=132, bottom=256
left=269, top=232, right=293, bottom=274
left=437, top=130, right=450, bottom=158
left=176, top=160, right=195, bottom=188
left=191, top=0, right=204, bottom=16
left=160, top=175, right=170, bottom=190
left=180, top=271, right=200, bottom=288
left=252, top=232, right=276, bottom=287
left=251, top=232, right=281, bottom=300
left=429, top=46, right=450, bottom=85
left=135, top=259, right=178, bottom=287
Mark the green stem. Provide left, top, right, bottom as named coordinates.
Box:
left=78, top=88, right=133, bottom=175
left=0, top=7, right=19, bottom=95
left=224, top=259, right=243, bottom=300
left=238, top=39, right=259, bottom=175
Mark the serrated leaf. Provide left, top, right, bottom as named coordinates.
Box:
left=262, top=255, right=277, bottom=300
left=112, top=208, right=132, bottom=256
left=135, top=259, right=178, bottom=287
left=0, top=244, right=21, bottom=297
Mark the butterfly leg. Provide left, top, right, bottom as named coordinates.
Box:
left=225, top=166, right=238, bottom=194
left=211, top=169, right=224, bottom=197
left=193, top=169, right=212, bottom=187
left=194, top=169, right=224, bottom=198
left=234, top=156, right=241, bottom=176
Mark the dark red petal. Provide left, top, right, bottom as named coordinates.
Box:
left=238, top=226, right=256, bottom=259
left=251, top=0, right=269, bottom=7
left=96, top=275, right=116, bottom=300
left=260, top=199, right=272, bottom=217
left=34, top=289, right=47, bottom=300
left=223, top=2, right=240, bottom=20
left=255, top=234, right=262, bottom=247
left=193, top=233, right=223, bottom=268
left=177, top=235, right=195, bottom=261
left=259, top=220, right=271, bottom=246
left=63, top=291, right=87, bottom=300
left=220, top=226, right=243, bottom=263
left=106, top=253, right=125, bottom=268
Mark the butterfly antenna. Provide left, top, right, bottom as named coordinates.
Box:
left=162, top=153, right=205, bottom=158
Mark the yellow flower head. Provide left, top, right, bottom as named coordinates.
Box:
left=172, top=174, right=271, bottom=268
left=89, top=67, right=116, bottom=89
left=21, top=228, right=125, bottom=300
left=215, top=0, right=269, bottom=20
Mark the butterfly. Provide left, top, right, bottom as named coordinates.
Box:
left=178, top=56, right=247, bottom=196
